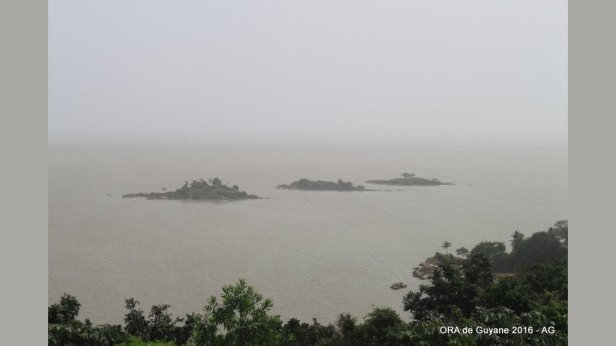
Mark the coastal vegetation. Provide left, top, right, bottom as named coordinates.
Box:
left=413, top=220, right=567, bottom=280
left=277, top=178, right=366, bottom=191
left=122, top=179, right=259, bottom=201
left=49, top=221, right=567, bottom=345
left=366, top=172, right=452, bottom=186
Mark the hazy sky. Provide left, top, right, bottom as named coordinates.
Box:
left=49, top=1, right=567, bottom=146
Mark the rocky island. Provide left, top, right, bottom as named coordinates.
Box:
left=389, top=282, right=408, bottom=290
left=277, top=178, right=366, bottom=191
left=122, top=178, right=260, bottom=200
left=366, top=172, right=452, bottom=186
left=412, top=256, right=443, bottom=280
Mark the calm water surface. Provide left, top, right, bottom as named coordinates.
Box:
left=49, top=145, right=567, bottom=324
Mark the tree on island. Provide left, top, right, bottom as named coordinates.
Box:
left=123, top=178, right=260, bottom=200
left=277, top=178, right=366, bottom=191
left=366, top=173, right=452, bottom=186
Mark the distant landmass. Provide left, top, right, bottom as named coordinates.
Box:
left=122, top=178, right=260, bottom=200
left=366, top=172, right=452, bottom=186
left=277, top=178, right=367, bottom=191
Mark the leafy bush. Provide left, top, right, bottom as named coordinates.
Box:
left=48, top=294, right=127, bottom=346
left=124, top=298, right=196, bottom=345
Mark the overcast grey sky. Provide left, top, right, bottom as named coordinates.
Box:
left=49, top=1, right=567, bottom=146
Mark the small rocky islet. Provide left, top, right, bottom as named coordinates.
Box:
left=366, top=172, right=453, bottom=186
left=412, top=256, right=442, bottom=280
left=277, top=178, right=367, bottom=191
left=389, top=282, right=408, bottom=290
left=122, top=178, right=260, bottom=200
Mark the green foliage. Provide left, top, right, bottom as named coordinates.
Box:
left=123, top=179, right=259, bottom=200
left=48, top=294, right=127, bottom=346
left=456, top=247, right=470, bottom=257
left=124, top=298, right=196, bottom=345
left=548, top=220, right=568, bottom=246
left=282, top=318, right=336, bottom=346
left=277, top=178, right=365, bottom=191
left=360, top=308, right=409, bottom=345
left=49, top=221, right=568, bottom=345
left=404, top=253, right=494, bottom=320
left=366, top=173, right=452, bottom=186
left=404, top=223, right=568, bottom=345
left=48, top=293, right=81, bottom=324
left=469, top=241, right=507, bottom=263
left=441, top=241, right=452, bottom=254
left=483, top=220, right=568, bottom=272
left=48, top=321, right=126, bottom=346
left=123, top=336, right=176, bottom=345
left=406, top=316, right=475, bottom=346
left=189, top=279, right=284, bottom=345
left=282, top=310, right=410, bottom=346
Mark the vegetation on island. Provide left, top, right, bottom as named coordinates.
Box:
left=122, top=179, right=259, bottom=201
left=49, top=220, right=567, bottom=345
left=277, top=178, right=366, bottom=191
left=366, top=172, right=452, bottom=186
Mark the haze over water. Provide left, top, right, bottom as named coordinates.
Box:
left=49, top=144, right=567, bottom=324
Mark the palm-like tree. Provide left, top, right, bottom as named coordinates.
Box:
left=441, top=241, right=452, bottom=255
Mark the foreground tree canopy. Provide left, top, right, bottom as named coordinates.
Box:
left=122, top=179, right=260, bottom=200
left=49, top=220, right=567, bottom=345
